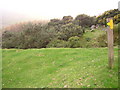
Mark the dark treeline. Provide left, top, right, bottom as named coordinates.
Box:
left=2, top=9, right=119, bottom=49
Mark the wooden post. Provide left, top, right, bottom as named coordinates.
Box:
left=106, top=18, right=114, bottom=69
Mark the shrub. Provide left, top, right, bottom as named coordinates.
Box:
left=68, top=36, right=81, bottom=48
left=85, top=37, right=91, bottom=42
left=58, top=23, right=83, bottom=41
left=97, top=34, right=107, bottom=47
left=47, top=39, right=68, bottom=48
left=2, top=31, right=20, bottom=48
left=2, top=23, right=57, bottom=49
left=96, top=24, right=119, bottom=47
left=113, top=24, right=118, bottom=45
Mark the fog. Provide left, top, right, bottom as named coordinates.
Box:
left=1, top=0, right=119, bottom=27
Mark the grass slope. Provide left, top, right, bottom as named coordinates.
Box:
left=84, top=28, right=106, bottom=39
left=2, top=48, right=118, bottom=88
left=76, top=29, right=107, bottom=48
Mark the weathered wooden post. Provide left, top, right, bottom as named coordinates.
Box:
left=106, top=18, right=114, bottom=69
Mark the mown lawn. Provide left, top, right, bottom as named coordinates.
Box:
left=2, top=47, right=118, bottom=88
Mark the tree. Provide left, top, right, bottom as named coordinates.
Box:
left=96, top=9, right=120, bottom=25
left=57, top=23, right=83, bottom=41
left=74, top=14, right=96, bottom=27
left=48, top=19, right=61, bottom=26
left=61, top=16, right=73, bottom=24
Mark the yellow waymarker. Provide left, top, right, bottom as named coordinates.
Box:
left=107, top=19, right=113, bottom=29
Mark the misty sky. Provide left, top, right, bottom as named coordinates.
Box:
left=1, top=0, right=119, bottom=26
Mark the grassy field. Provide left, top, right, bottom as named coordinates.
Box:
left=2, top=47, right=118, bottom=88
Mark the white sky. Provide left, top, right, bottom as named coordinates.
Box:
left=1, top=0, right=119, bottom=20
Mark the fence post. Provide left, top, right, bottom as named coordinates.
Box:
left=106, top=18, right=114, bottom=69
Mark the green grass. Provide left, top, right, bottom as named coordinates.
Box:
left=2, top=48, right=118, bottom=88
left=84, top=29, right=106, bottom=39
left=76, top=29, right=107, bottom=48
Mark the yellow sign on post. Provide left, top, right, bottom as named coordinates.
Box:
left=107, top=19, right=113, bottom=29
